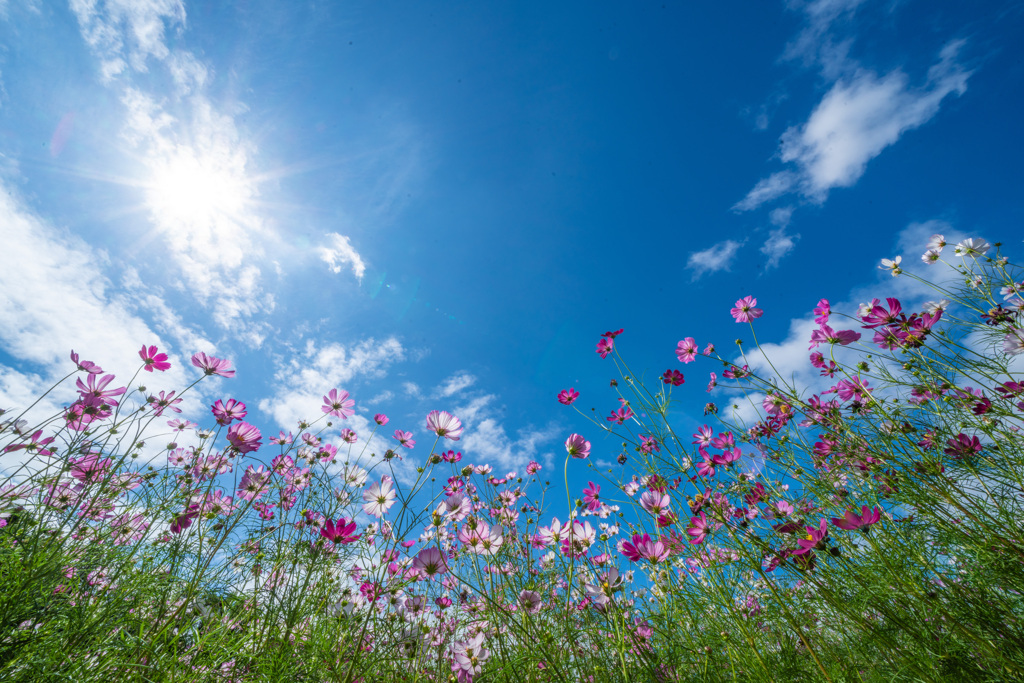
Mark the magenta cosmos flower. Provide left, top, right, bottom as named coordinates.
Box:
left=687, top=512, right=713, bottom=544
left=322, top=389, right=355, bottom=419
left=831, top=505, right=881, bottom=531
left=374, top=413, right=389, bottom=425
left=582, top=481, right=601, bottom=511
left=320, top=517, right=361, bottom=544
left=139, top=345, right=171, bottom=372
left=557, top=388, right=579, bottom=405
left=191, top=352, right=236, bottom=378
left=731, top=296, right=763, bottom=323
left=662, top=369, right=685, bottom=386
left=596, top=337, right=614, bottom=359
left=565, top=433, right=591, bottom=459
left=426, top=410, right=463, bottom=440
left=211, top=398, right=247, bottom=426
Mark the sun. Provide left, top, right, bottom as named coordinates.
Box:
left=145, top=148, right=252, bottom=229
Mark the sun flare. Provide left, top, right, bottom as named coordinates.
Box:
left=146, top=149, right=252, bottom=228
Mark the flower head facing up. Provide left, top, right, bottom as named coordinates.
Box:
left=565, top=433, right=591, bottom=459
left=322, top=389, right=355, bottom=419
left=557, top=388, right=579, bottom=405
left=139, top=345, right=171, bottom=372
left=426, top=410, right=463, bottom=441
left=731, top=296, right=763, bottom=323
left=191, top=352, right=236, bottom=378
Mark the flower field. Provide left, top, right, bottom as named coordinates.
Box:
left=1, top=234, right=1023, bottom=682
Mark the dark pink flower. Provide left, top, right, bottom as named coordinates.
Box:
left=662, top=369, right=685, bottom=386
left=211, top=398, right=247, bottom=426
left=191, top=352, right=236, bottom=378
left=944, top=433, right=982, bottom=458
left=686, top=512, right=712, bottom=544
left=731, top=296, right=763, bottom=323
left=601, top=329, right=624, bottom=339
left=75, top=373, right=126, bottom=407
left=139, top=345, right=171, bottom=372
left=558, top=388, right=579, bottom=405
left=792, top=518, right=828, bottom=556
left=607, top=404, right=634, bottom=424
left=596, top=337, right=614, bottom=359
left=322, top=389, right=355, bottom=419
left=676, top=337, right=698, bottom=363
left=639, top=435, right=660, bottom=454
left=148, top=390, right=182, bottom=416
left=813, top=299, right=831, bottom=325
left=831, top=505, right=881, bottom=531
left=808, top=324, right=862, bottom=350
left=227, top=422, right=262, bottom=453
left=170, top=504, right=200, bottom=534
left=582, top=481, right=601, bottom=511
left=320, top=517, right=361, bottom=544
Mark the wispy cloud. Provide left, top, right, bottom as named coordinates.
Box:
left=761, top=227, right=800, bottom=270
left=435, top=373, right=476, bottom=398
left=686, top=239, right=745, bottom=280
left=737, top=41, right=970, bottom=210
left=69, top=0, right=186, bottom=81
left=453, top=394, right=560, bottom=472
left=317, top=233, right=367, bottom=280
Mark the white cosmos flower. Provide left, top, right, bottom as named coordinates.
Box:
left=880, top=255, right=902, bottom=276
left=954, top=238, right=991, bottom=257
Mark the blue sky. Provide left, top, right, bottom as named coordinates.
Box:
left=1, top=0, right=1022, bottom=498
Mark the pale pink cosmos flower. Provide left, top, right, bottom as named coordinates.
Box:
left=340, top=428, right=357, bottom=444
left=808, top=324, right=861, bottom=350
left=227, top=422, right=262, bottom=453
left=211, top=398, right=247, bottom=426
left=518, top=589, right=543, bottom=614
left=675, top=337, right=697, bottom=363
left=191, top=352, right=236, bottom=378
left=640, top=491, right=670, bottom=515
left=452, top=632, right=490, bottom=680
left=139, top=345, right=171, bottom=372
left=362, top=476, right=397, bottom=518
left=374, top=413, right=389, bottom=425
left=565, top=433, right=591, bottom=459
left=954, top=238, right=991, bottom=257
left=731, top=296, right=763, bottom=323
left=928, top=233, right=946, bottom=251
left=413, top=547, right=448, bottom=577
left=70, top=350, right=103, bottom=375
left=426, top=410, right=463, bottom=441
left=322, top=389, right=355, bottom=419
left=394, top=430, right=416, bottom=449
left=1004, top=328, right=1024, bottom=356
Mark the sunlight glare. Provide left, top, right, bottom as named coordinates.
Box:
left=146, top=149, right=251, bottom=229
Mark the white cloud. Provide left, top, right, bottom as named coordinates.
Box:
left=761, top=227, right=800, bottom=269
left=435, top=373, right=476, bottom=398
left=686, top=240, right=745, bottom=279
left=783, top=0, right=866, bottom=78
left=316, top=233, right=367, bottom=280
left=402, top=382, right=421, bottom=398
left=738, top=41, right=970, bottom=210
left=0, top=182, right=204, bottom=425
left=69, top=0, right=185, bottom=80
left=258, top=337, right=405, bottom=430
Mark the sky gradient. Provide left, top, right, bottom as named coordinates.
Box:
left=1, top=0, right=1022, bottom=495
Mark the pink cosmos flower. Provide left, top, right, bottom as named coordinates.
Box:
left=526, top=461, right=541, bottom=475
left=676, top=337, right=697, bottom=363
left=139, top=345, right=171, bottom=372
left=374, top=413, right=389, bottom=425
left=687, top=512, right=713, bottom=544
left=831, top=506, right=882, bottom=531
left=702, top=343, right=716, bottom=356
left=808, top=324, right=861, bottom=350
left=582, top=481, right=601, bottom=511
left=596, top=337, right=614, bottom=359
left=148, top=390, right=182, bottom=416
left=662, top=369, right=685, bottom=386
left=191, top=352, right=236, bottom=378
left=560, top=520, right=596, bottom=557
left=834, top=376, right=872, bottom=402
left=340, top=428, right=357, bottom=444
left=394, top=430, right=415, bottom=449
left=640, top=490, right=670, bottom=515
left=413, top=546, right=448, bottom=577
left=558, top=388, right=579, bottom=405
left=321, top=517, right=361, bottom=544
left=813, top=299, right=831, bottom=324
left=3, top=430, right=55, bottom=456
left=565, top=433, right=591, bottom=459
left=70, top=350, right=103, bottom=374
left=944, top=433, right=982, bottom=458
left=76, top=373, right=126, bottom=407
left=731, top=296, right=763, bottom=323
left=452, top=633, right=490, bottom=680
left=211, top=398, right=247, bottom=426
left=317, top=389, right=353, bottom=420
left=170, top=504, right=201, bottom=534
left=707, top=372, right=718, bottom=392
left=226, top=422, right=262, bottom=453
left=1005, top=328, right=1024, bottom=356
left=362, top=477, right=397, bottom=518
left=793, top=518, right=828, bottom=556
left=639, top=434, right=660, bottom=454
left=426, top=410, right=463, bottom=440
left=607, top=404, right=634, bottom=424
left=621, top=533, right=671, bottom=563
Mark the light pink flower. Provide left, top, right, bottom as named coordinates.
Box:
left=565, top=433, right=591, bottom=459
left=413, top=547, right=448, bottom=577
left=227, top=422, right=262, bottom=453
left=191, top=352, right=236, bottom=378
left=340, top=428, right=357, bottom=443
left=374, top=413, right=389, bottom=425
left=394, top=430, right=416, bottom=449
left=675, top=337, right=697, bottom=363
left=322, top=389, right=355, bottom=419
left=363, top=477, right=397, bottom=518
left=426, top=410, right=463, bottom=441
